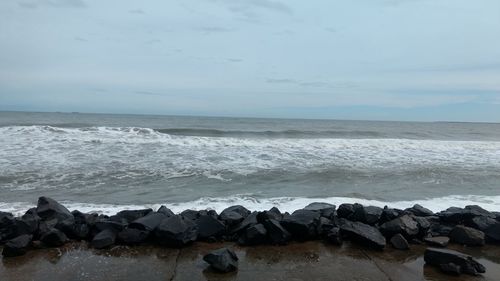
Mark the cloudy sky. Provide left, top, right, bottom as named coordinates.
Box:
left=1, top=0, right=500, bottom=121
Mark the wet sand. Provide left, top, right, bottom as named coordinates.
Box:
left=1, top=242, right=500, bottom=281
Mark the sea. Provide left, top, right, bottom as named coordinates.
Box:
left=1, top=111, right=500, bottom=216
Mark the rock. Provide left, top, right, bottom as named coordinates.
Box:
left=196, top=215, right=226, bottom=240
left=91, top=229, right=116, bottom=249
left=326, top=227, right=342, bottom=245
left=304, top=202, right=336, bottom=219
left=155, top=215, right=198, bottom=247
left=221, top=205, right=250, bottom=218
left=219, top=206, right=250, bottom=227
left=439, top=263, right=461, bottom=276
left=337, top=204, right=355, bottom=219
left=256, top=208, right=283, bottom=222
left=405, top=204, right=434, bottom=217
left=0, top=211, right=13, bottom=221
left=94, top=219, right=126, bottom=233
left=424, top=248, right=486, bottom=275
left=231, top=212, right=258, bottom=234
left=380, top=206, right=402, bottom=223
left=379, top=215, right=419, bottom=238
left=438, top=207, right=464, bottom=224
left=40, top=228, right=68, bottom=247
left=117, top=228, right=149, bottom=244
left=449, top=225, right=485, bottom=246
left=238, top=223, right=267, bottom=245
left=262, top=219, right=290, bottom=245
left=424, top=236, right=450, bottom=247
left=115, top=209, right=152, bottom=223
left=351, top=205, right=383, bottom=225
left=339, top=219, right=386, bottom=249
left=281, top=209, right=320, bottom=240
left=36, top=196, right=74, bottom=222
left=203, top=248, right=238, bottom=273
left=2, top=234, right=32, bottom=257
left=468, top=216, right=500, bottom=242
left=429, top=223, right=454, bottom=237
left=12, top=214, right=40, bottom=237
left=129, top=212, right=166, bottom=231
left=317, top=217, right=335, bottom=237
left=413, top=216, right=430, bottom=235
left=157, top=206, right=175, bottom=217
left=180, top=210, right=199, bottom=221
left=390, top=233, right=409, bottom=250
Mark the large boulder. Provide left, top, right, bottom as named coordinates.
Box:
left=155, top=215, right=197, bottom=247
left=117, top=228, right=149, bottom=244
left=36, top=196, right=74, bottom=222
left=114, top=209, right=152, bottom=223
left=337, top=204, right=355, bottom=219
left=196, top=215, right=226, bottom=240
left=390, top=233, right=409, bottom=250
left=326, top=227, right=343, bottom=245
left=351, top=205, right=383, bottom=225
left=91, top=229, right=116, bottom=249
left=129, top=212, right=166, bottom=231
left=219, top=205, right=250, bottom=227
left=424, top=248, right=486, bottom=275
left=238, top=223, right=267, bottom=245
left=40, top=228, right=68, bottom=247
left=405, top=204, right=434, bottom=217
left=281, top=209, right=320, bottom=240
left=339, top=219, right=386, bottom=249
left=380, top=207, right=403, bottom=224
left=468, top=216, right=500, bottom=242
left=231, top=212, right=258, bottom=234
left=203, top=248, right=238, bottom=273
left=2, top=234, right=32, bottom=257
left=157, top=206, right=175, bottom=217
left=262, top=219, right=290, bottom=245
left=449, top=225, right=485, bottom=246
left=424, top=236, right=450, bottom=247
left=379, top=215, right=419, bottom=238
left=303, top=202, right=336, bottom=219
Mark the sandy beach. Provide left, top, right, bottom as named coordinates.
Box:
left=2, top=241, right=500, bottom=281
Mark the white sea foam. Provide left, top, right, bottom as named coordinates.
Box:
left=2, top=194, right=500, bottom=216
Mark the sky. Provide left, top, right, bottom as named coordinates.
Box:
left=0, top=0, right=500, bottom=122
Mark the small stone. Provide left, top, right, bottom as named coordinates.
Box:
left=203, top=248, right=238, bottom=273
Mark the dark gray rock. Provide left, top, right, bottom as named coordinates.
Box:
left=115, top=209, right=152, bottom=223
left=180, top=209, right=199, bottom=221
left=337, top=204, right=355, bottom=219
left=91, top=229, right=116, bottom=249
left=129, top=212, right=166, bottom=231
left=203, top=248, right=238, bottom=273
left=429, top=223, right=454, bottom=237
left=424, top=236, right=449, bottom=247
left=352, top=205, right=383, bottom=225
left=380, top=206, right=402, bottom=223
left=238, top=223, right=267, bottom=245
left=439, top=263, right=461, bottom=276
left=339, top=219, right=386, bottom=249
left=2, top=234, right=32, bottom=257
left=405, top=204, right=434, bottom=217
left=36, top=196, right=74, bottom=222
left=219, top=206, right=250, bottom=227
left=256, top=208, right=283, bottom=222
left=231, top=212, right=258, bottom=234
left=157, top=206, right=175, bottom=217
left=316, top=217, right=335, bottom=237
left=326, top=227, right=342, bottom=245
left=117, top=228, right=149, bottom=244
left=449, top=225, right=485, bottom=246
left=262, top=219, right=291, bottom=245
left=196, top=215, right=226, bottom=240
left=424, top=248, right=486, bottom=275
left=40, top=228, right=68, bottom=247
left=304, top=202, right=336, bottom=219
left=390, top=233, right=409, bottom=250
left=155, top=215, right=198, bottom=247
left=281, top=209, right=320, bottom=240
left=379, top=215, right=419, bottom=238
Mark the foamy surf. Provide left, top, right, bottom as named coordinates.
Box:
left=2, top=194, right=500, bottom=216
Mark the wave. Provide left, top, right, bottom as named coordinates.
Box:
left=156, top=128, right=386, bottom=138
left=2, top=194, right=500, bottom=216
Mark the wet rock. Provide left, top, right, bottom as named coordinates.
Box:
left=380, top=207, right=403, bottom=223
left=316, top=217, right=335, bottom=237
left=339, top=219, right=386, bottom=249
left=437, top=207, right=464, bottom=224
left=232, top=212, right=258, bottom=234
left=429, top=223, right=454, bottom=237
left=115, top=209, right=152, bottom=223
left=117, top=228, right=149, bottom=244
left=91, top=229, right=116, bottom=249
left=379, top=215, right=419, bottom=238
left=196, top=215, right=226, bottom=240
left=262, top=219, right=291, bottom=245
left=326, top=227, right=343, bottom=245
left=281, top=209, right=320, bottom=240
left=36, top=196, right=74, bottom=222
left=424, top=248, right=486, bottom=275
left=405, top=204, right=434, bottom=217
left=129, top=212, right=166, bottom=231
left=468, top=216, right=500, bottom=242
left=2, top=234, right=32, bottom=257
left=40, top=228, right=68, bottom=247
left=304, top=202, right=336, bottom=219
left=12, top=214, right=40, bottom=237
left=157, top=206, right=175, bottom=217
left=337, top=204, right=355, bottom=219
left=219, top=206, right=250, bottom=227
left=449, top=225, right=485, bottom=246
left=203, top=248, right=238, bottom=273
left=256, top=207, right=283, bottom=222
left=155, top=215, right=197, bottom=247
left=94, top=219, right=126, bottom=233
left=352, top=205, right=383, bottom=225
left=390, top=233, right=409, bottom=250
left=238, top=223, right=267, bottom=245
left=424, top=236, right=450, bottom=247
left=439, top=263, right=461, bottom=276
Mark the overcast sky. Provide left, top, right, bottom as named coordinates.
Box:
left=1, top=0, right=500, bottom=121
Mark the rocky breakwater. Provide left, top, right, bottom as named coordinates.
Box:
left=1, top=197, right=499, bottom=276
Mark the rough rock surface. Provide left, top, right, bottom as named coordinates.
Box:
left=424, top=248, right=486, bottom=276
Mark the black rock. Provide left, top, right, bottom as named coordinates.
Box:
left=439, top=263, right=462, bottom=276
left=221, top=205, right=250, bottom=218
left=449, top=225, right=485, bottom=246
left=317, top=217, right=335, bottom=237
left=36, top=196, right=74, bottom=223
left=281, top=209, right=320, bottom=240
left=196, top=215, right=226, bottom=240
left=468, top=216, right=500, bottom=242
left=424, top=248, right=486, bottom=275
left=405, top=204, right=434, bottom=217
left=304, top=202, right=336, bottom=219
left=0, top=211, right=13, bottom=222
left=380, top=206, right=403, bottom=224
left=424, top=236, right=450, bottom=247
left=155, top=215, right=198, bottom=247
left=94, top=219, right=126, bottom=233
left=429, top=222, right=454, bottom=237
left=91, top=229, right=116, bottom=249
left=339, top=219, right=386, bottom=249
left=180, top=210, right=199, bottom=221
left=13, top=214, right=40, bottom=237
left=379, top=215, right=419, bottom=238
left=326, top=227, right=342, bottom=245
left=115, top=209, right=153, bottom=223
left=352, top=205, right=383, bottom=225
left=117, top=228, right=149, bottom=244
left=203, top=248, right=238, bottom=273
left=256, top=208, right=283, bottom=223
left=262, top=219, right=290, bottom=245
left=40, top=228, right=68, bottom=247
left=390, top=233, right=409, bottom=250
left=337, top=204, right=355, bottom=219
left=413, top=216, right=431, bottom=234
left=2, top=234, right=32, bottom=257
left=437, top=207, right=465, bottom=224
left=157, top=206, right=175, bottom=217
left=238, top=223, right=267, bottom=245
left=219, top=211, right=244, bottom=227
left=129, top=212, right=166, bottom=231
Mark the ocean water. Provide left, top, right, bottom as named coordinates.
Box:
left=1, top=111, right=500, bottom=215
